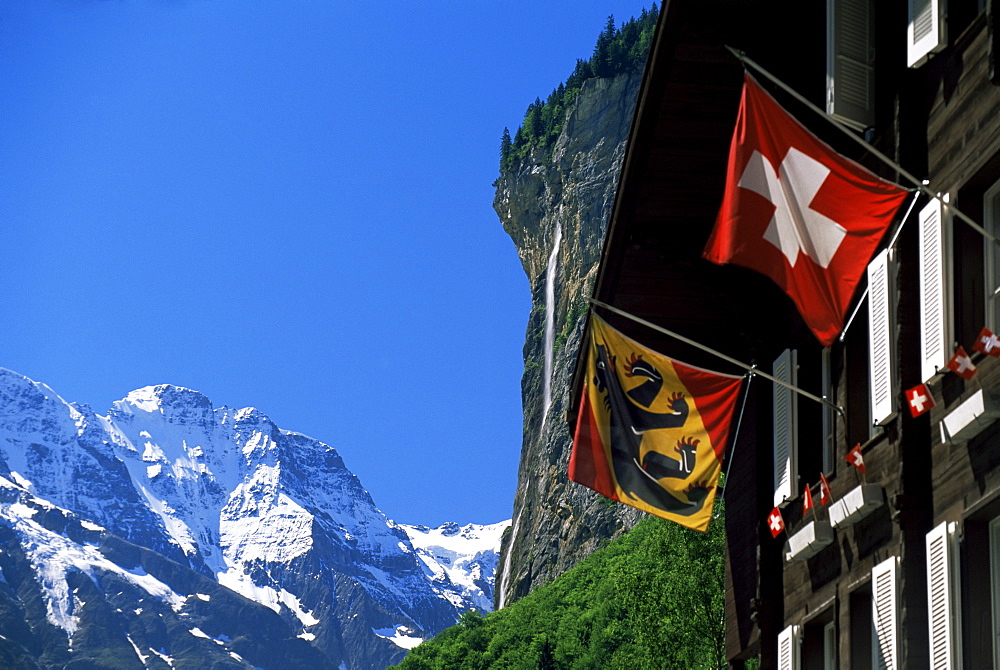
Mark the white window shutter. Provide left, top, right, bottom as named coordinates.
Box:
left=778, top=624, right=801, bottom=670
left=773, top=349, right=798, bottom=507
left=908, top=0, right=947, bottom=68
left=868, top=249, right=895, bottom=425
left=826, top=0, right=875, bottom=129
left=918, top=199, right=952, bottom=383
left=872, top=556, right=899, bottom=670
left=926, top=522, right=961, bottom=669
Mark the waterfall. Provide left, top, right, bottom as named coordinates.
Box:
left=540, top=220, right=562, bottom=435
left=495, top=510, right=521, bottom=609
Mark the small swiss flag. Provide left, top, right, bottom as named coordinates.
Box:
left=845, top=444, right=865, bottom=474
left=974, top=327, right=1000, bottom=357
left=906, top=383, right=935, bottom=417
left=802, top=483, right=814, bottom=513
left=819, top=473, right=832, bottom=506
left=767, top=506, right=785, bottom=538
left=947, top=346, right=977, bottom=380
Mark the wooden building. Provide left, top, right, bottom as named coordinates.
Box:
left=568, top=0, right=1000, bottom=667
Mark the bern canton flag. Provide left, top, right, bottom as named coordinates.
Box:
left=570, top=316, right=744, bottom=531
left=703, top=74, right=910, bottom=346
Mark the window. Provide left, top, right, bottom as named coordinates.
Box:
left=803, top=611, right=838, bottom=669
left=868, top=248, right=895, bottom=425
left=918, top=198, right=953, bottom=382
left=772, top=345, right=831, bottom=507
left=826, top=0, right=875, bottom=129
left=773, top=349, right=798, bottom=507
left=872, top=556, right=900, bottom=669
left=907, top=0, right=947, bottom=67
left=960, top=514, right=997, bottom=666
left=991, top=517, right=1000, bottom=668
left=821, top=348, right=835, bottom=474
left=778, top=624, right=801, bottom=670
left=985, top=180, right=1000, bottom=331
left=926, top=521, right=961, bottom=667
left=850, top=583, right=874, bottom=670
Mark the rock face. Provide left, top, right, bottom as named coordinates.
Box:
left=0, top=368, right=507, bottom=670
left=493, top=72, right=645, bottom=608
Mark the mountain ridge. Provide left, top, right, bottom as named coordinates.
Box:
left=0, top=367, right=507, bottom=669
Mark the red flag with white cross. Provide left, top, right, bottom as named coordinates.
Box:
left=947, top=346, right=977, bottom=380
left=845, top=444, right=866, bottom=474
left=767, top=506, right=785, bottom=538
left=802, top=483, right=814, bottom=513
left=819, top=473, right=832, bottom=505
left=974, top=327, right=1000, bottom=357
left=703, top=74, right=909, bottom=347
left=906, top=383, right=935, bottom=417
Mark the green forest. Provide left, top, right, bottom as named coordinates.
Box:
left=499, top=5, right=659, bottom=173
left=392, top=504, right=726, bottom=670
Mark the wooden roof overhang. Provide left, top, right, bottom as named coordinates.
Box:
left=568, top=0, right=827, bottom=427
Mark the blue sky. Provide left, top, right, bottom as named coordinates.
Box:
left=1, top=0, right=651, bottom=527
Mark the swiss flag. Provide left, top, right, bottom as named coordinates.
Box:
left=974, top=327, right=1000, bottom=357
left=947, top=346, right=977, bottom=380
left=845, top=444, right=866, bottom=474
left=767, top=506, right=785, bottom=538
left=802, top=483, right=814, bottom=513
left=906, top=383, right=935, bottom=417
left=819, top=473, right=832, bottom=506
left=703, top=75, right=910, bottom=347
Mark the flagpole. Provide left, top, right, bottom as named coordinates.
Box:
left=725, top=45, right=1000, bottom=246
left=589, top=298, right=846, bottom=417
left=720, top=370, right=753, bottom=504
left=839, top=190, right=922, bottom=342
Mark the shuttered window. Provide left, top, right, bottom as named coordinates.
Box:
left=872, top=557, right=899, bottom=670
left=868, top=249, right=895, bottom=425
left=778, top=624, right=801, bottom=670
left=926, top=521, right=960, bottom=669
left=773, top=349, right=798, bottom=507
left=989, top=517, right=1000, bottom=667
left=826, top=0, right=875, bottom=129
left=985, top=180, right=1000, bottom=331
left=918, top=199, right=952, bottom=382
left=824, top=621, right=837, bottom=670
left=907, top=0, right=947, bottom=68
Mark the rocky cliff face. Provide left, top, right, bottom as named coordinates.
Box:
left=0, top=368, right=507, bottom=670
left=493, top=72, right=645, bottom=608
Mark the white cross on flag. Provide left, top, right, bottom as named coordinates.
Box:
left=906, top=383, right=935, bottom=417
left=947, top=345, right=977, bottom=380
left=767, top=506, right=785, bottom=539
left=974, top=327, right=1000, bottom=357
left=703, top=75, right=910, bottom=347
left=845, top=444, right=866, bottom=474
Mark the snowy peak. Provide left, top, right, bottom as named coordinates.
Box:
left=0, top=369, right=509, bottom=669
left=400, top=520, right=511, bottom=612
left=112, top=384, right=217, bottom=425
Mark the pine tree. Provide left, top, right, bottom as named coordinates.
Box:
left=500, top=127, right=512, bottom=171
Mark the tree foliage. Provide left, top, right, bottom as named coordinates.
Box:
left=499, top=4, right=659, bottom=174
left=392, top=499, right=726, bottom=669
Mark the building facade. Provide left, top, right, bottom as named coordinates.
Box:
left=568, top=0, right=1000, bottom=667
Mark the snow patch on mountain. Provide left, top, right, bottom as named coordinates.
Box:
left=1, top=496, right=185, bottom=635
left=400, top=520, right=511, bottom=612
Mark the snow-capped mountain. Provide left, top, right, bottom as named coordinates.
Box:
left=0, top=368, right=508, bottom=669
left=400, top=521, right=510, bottom=614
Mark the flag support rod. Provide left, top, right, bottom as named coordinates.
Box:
left=839, top=189, right=922, bottom=342
left=725, top=45, right=1000, bottom=245
left=720, top=369, right=753, bottom=504
left=589, top=298, right=846, bottom=417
